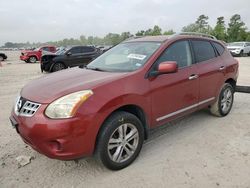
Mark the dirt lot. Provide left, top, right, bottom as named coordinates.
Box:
left=0, top=52, right=250, bottom=188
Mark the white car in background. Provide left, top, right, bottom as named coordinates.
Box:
left=227, top=42, right=250, bottom=57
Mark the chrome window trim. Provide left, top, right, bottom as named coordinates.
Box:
left=156, top=97, right=215, bottom=122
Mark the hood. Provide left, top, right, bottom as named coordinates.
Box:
left=21, top=68, right=129, bottom=103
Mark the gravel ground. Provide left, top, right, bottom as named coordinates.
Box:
left=0, top=52, right=250, bottom=188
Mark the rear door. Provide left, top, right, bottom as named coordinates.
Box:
left=191, top=40, right=225, bottom=108
left=80, top=47, right=97, bottom=66
left=65, top=47, right=83, bottom=67
left=149, top=40, right=199, bottom=126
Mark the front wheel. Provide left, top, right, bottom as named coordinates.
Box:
left=28, top=56, right=37, bottom=63
left=52, top=63, right=65, bottom=72
left=210, top=83, right=234, bottom=117
left=239, top=50, right=244, bottom=57
left=95, top=111, right=144, bottom=170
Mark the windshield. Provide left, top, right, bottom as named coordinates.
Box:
left=56, top=48, right=68, bottom=55
left=229, top=42, right=244, bottom=47
left=87, top=42, right=161, bottom=72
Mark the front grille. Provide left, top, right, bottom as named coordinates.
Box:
left=228, top=48, right=236, bottom=51
left=15, top=96, right=41, bottom=117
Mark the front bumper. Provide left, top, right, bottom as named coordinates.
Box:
left=20, top=55, right=29, bottom=61
left=229, top=49, right=241, bottom=56
left=10, top=104, right=98, bottom=160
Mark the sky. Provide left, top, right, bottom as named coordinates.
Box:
left=0, top=0, right=250, bottom=46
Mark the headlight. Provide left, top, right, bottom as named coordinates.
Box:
left=45, top=90, right=93, bottom=119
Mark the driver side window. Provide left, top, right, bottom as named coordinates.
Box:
left=156, top=40, right=192, bottom=68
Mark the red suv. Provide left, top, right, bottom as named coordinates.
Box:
left=10, top=33, right=238, bottom=170
left=20, top=45, right=56, bottom=63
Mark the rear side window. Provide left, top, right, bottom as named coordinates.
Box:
left=70, top=47, right=82, bottom=54
left=192, top=40, right=216, bottom=63
left=155, top=40, right=192, bottom=68
left=213, top=42, right=225, bottom=55
left=82, top=47, right=95, bottom=53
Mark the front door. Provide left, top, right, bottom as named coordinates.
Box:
left=149, top=40, right=199, bottom=127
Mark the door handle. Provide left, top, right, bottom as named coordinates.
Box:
left=189, top=74, right=199, bottom=80
left=219, top=66, right=225, bottom=71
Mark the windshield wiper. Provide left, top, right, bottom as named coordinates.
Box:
left=85, top=66, right=106, bottom=72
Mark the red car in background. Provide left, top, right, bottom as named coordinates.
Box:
left=20, top=46, right=56, bottom=63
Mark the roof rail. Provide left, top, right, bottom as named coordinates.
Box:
left=123, top=36, right=144, bottom=42
left=175, top=32, right=217, bottom=40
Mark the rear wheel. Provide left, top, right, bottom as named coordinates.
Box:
left=210, top=83, right=234, bottom=117
left=28, top=56, right=37, bottom=63
left=95, top=111, right=144, bottom=170
left=52, top=63, right=65, bottom=72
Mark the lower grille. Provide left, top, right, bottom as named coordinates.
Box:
left=15, top=96, right=41, bottom=117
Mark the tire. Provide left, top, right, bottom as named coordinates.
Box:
left=95, top=111, right=144, bottom=170
left=0, top=56, right=3, bottom=61
left=239, top=50, right=244, bottom=57
left=210, top=83, right=234, bottom=117
left=28, top=56, right=37, bottom=63
left=52, top=63, right=65, bottom=72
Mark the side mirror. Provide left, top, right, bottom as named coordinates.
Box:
left=158, top=61, right=178, bottom=74
left=66, top=52, right=72, bottom=56
left=148, top=61, right=178, bottom=78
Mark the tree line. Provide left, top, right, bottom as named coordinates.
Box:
left=3, top=14, right=250, bottom=48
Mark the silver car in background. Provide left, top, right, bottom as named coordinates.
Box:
left=227, top=42, right=250, bottom=57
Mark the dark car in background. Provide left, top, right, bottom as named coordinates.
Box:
left=41, top=46, right=101, bottom=72
left=0, top=52, right=8, bottom=61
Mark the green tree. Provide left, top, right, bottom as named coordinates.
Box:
left=120, top=32, right=133, bottom=41
left=182, top=15, right=212, bottom=34
left=212, top=17, right=226, bottom=41
left=135, top=30, right=145, bottom=36
left=195, top=15, right=210, bottom=33
left=103, top=33, right=121, bottom=45
left=163, top=29, right=175, bottom=35
left=182, top=23, right=199, bottom=32
left=151, top=25, right=162, bottom=35
left=227, top=14, right=247, bottom=42
left=246, top=32, right=250, bottom=42
left=144, top=28, right=153, bottom=36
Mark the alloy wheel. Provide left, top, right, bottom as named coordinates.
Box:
left=107, top=123, right=139, bottom=163
left=221, top=88, right=233, bottom=114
